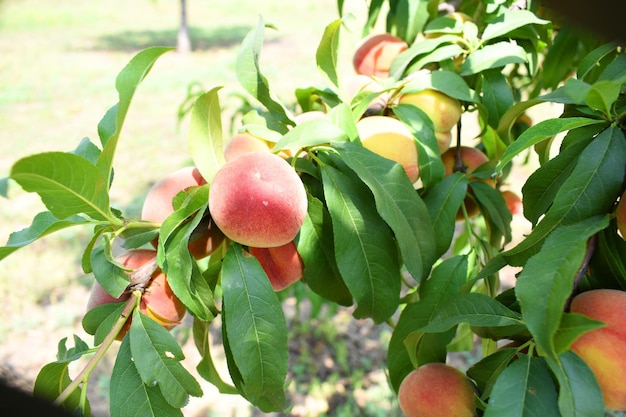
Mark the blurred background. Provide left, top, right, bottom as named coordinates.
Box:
left=0, top=0, right=409, bottom=415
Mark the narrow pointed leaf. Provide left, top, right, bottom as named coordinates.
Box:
left=481, top=10, right=550, bottom=43
left=97, top=47, right=174, bottom=183
left=321, top=163, right=401, bottom=323
left=221, top=244, right=288, bottom=412
left=236, top=17, right=292, bottom=128
left=110, top=336, right=183, bottom=417
left=11, top=152, right=113, bottom=221
left=419, top=293, right=523, bottom=333
left=316, top=19, right=342, bottom=90
left=496, top=117, right=607, bottom=173
left=423, top=173, right=468, bottom=256
left=0, top=211, right=88, bottom=261
left=515, top=217, right=608, bottom=359
left=459, top=42, right=527, bottom=76
left=503, top=126, right=625, bottom=265
left=335, top=141, right=436, bottom=282
left=484, top=356, right=560, bottom=417
left=546, top=351, right=604, bottom=417
left=188, top=87, right=225, bottom=184
left=387, top=256, right=468, bottom=392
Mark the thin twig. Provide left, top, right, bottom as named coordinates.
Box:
left=54, top=291, right=141, bottom=406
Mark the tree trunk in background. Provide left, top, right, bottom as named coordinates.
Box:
left=177, top=0, right=191, bottom=53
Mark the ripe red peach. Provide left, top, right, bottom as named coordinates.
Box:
left=353, top=33, right=408, bottom=78
left=398, top=362, right=476, bottom=417
left=356, top=115, right=419, bottom=183
left=86, top=249, right=186, bottom=340
left=570, top=289, right=626, bottom=410
left=208, top=152, right=308, bottom=248
left=398, top=89, right=462, bottom=133
left=501, top=190, right=523, bottom=216
left=248, top=241, right=304, bottom=291
left=224, top=131, right=271, bottom=162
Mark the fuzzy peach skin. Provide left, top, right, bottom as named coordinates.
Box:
left=353, top=33, right=408, bottom=78
left=570, top=289, right=626, bottom=410
left=356, top=115, right=419, bottom=183
left=398, top=89, right=462, bottom=133
left=249, top=241, right=304, bottom=291
left=208, top=151, right=308, bottom=248
left=141, top=166, right=206, bottom=223
left=398, top=363, right=476, bottom=417
left=224, top=132, right=271, bottom=162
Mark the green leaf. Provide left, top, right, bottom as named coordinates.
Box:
left=390, top=34, right=461, bottom=78
left=484, top=356, right=560, bottom=417
left=221, top=244, right=288, bottom=412
left=321, top=162, right=401, bottom=323
left=467, top=348, right=519, bottom=398
left=496, top=117, right=607, bottom=174
left=297, top=193, right=352, bottom=306
left=33, top=362, right=88, bottom=415
left=577, top=42, right=620, bottom=81
left=192, top=318, right=238, bottom=395
left=97, top=47, right=174, bottom=185
left=472, top=181, right=512, bottom=245
left=236, top=17, right=292, bottom=129
left=503, top=126, right=625, bottom=265
left=158, top=186, right=216, bottom=321
left=110, top=336, right=183, bottom=417
left=392, top=104, right=445, bottom=188
left=274, top=118, right=348, bottom=151
left=335, top=141, right=436, bottom=282
left=419, top=293, right=523, bottom=333
left=316, top=19, right=342, bottom=90
left=553, top=313, right=605, bottom=355
left=0, top=211, right=88, bottom=261
left=585, top=80, right=623, bottom=115
left=481, top=9, right=550, bottom=43
left=90, top=241, right=131, bottom=299
left=481, top=69, right=515, bottom=128
left=521, top=131, right=595, bottom=225
left=10, top=152, right=114, bottom=222
left=515, top=217, right=609, bottom=359
left=188, top=87, right=225, bottom=184
left=422, top=173, right=468, bottom=256
left=460, top=42, right=527, bottom=76
left=129, top=311, right=203, bottom=408
left=387, top=256, right=468, bottom=392
left=546, top=351, right=605, bottom=417
left=395, top=0, right=429, bottom=45
left=401, top=69, right=478, bottom=103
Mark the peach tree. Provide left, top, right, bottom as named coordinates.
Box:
left=1, top=0, right=625, bottom=416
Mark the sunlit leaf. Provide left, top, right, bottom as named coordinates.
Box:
left=188, top=87, right=225, bottom=184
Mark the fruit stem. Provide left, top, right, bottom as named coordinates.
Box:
left=54, top=291, right=141, bottom=407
